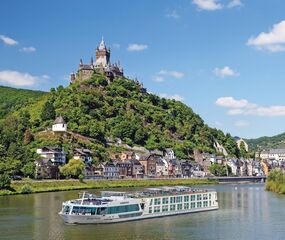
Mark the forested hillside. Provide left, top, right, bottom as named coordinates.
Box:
left=247, top=133, right=285, bottom=151
left=0, top=86, right=46, bottom=118
left=0, top=74, right=240, bottom=177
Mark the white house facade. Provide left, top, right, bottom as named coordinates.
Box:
left=52, top=116, right=67, bottom=132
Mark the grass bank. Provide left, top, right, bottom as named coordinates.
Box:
left=265, top=181, right=285, bottom=194
left=265, top=169, right=285, bottom=194
left=0, top=178, right=217, bottom=196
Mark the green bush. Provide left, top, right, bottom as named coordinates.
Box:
left=0, top=173, right=11, bottom=189
left=266, top=170, right=285, bottom=194
left=20, top=184, right=33, bottom=194
left=78, top=174, right=84, bottom=183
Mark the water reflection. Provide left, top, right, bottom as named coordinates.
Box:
left=0, top=183, right=284, bottom=240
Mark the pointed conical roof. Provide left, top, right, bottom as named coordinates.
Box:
left=98, top=37, right=106, bottom=50
left=53, top=116, right=66, bottom=124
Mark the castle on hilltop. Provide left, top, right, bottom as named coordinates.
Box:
left=70, top=38, right=124, bottom=83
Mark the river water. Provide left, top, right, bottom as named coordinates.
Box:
left=0, top=183, right=284, bottom=240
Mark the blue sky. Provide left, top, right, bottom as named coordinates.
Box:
left=1, top=0, right=285, bottom=139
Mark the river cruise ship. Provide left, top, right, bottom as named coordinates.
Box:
left=59, top=186, right=218, bottom=224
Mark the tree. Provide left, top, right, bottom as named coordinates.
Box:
left=239, top=141, right=248, bottom=158
left=41, top=101, right=56, bottom=121
left=0, top=158, right=22, bottom=176
left=23, top=129, right=33, bottom=145
left=209, top=163, right=228, bottom=177
left=0, top=144, right=6, bottom=157
left=0, top=173, right=11, bottom=189
left=21, top=162, right=35, bottom=178
left=60, top=159, right=85, bottom=179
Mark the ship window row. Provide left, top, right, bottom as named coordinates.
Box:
left=71, top=204, right=140, bottom=215
left=148, top=201, right=210, bottom=213
left=72, top=206, right=97, bottom=215
left=107, top=204, right=140, bottom=214
left=151, top=194, right=212, bottom=205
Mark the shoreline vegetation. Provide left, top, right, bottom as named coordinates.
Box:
left=0, top=178, right=217, bottom=196
left=265, top=169, right=285, bottom=194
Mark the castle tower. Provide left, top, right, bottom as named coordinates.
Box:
left=95, top=38, right=110, bottom=68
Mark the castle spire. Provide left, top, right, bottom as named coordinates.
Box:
left=99, top=36, right=106, bottom=50
left=90, top=56, right=94, bottom=65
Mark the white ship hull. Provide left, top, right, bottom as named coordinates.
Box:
left=59, top=206, right=218, bottom=224
left=59, top=187, right=219, bottom=224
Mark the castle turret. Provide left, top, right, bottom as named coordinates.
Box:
left=70, top=72, right=76, bottom=83
left=95, top=38, right=110, bottom=68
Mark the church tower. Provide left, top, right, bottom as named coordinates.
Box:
left=95, top=38, right=110, bottom=68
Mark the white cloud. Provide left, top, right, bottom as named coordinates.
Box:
left=160, top=93, right=184, bottom=102
left=227, top=0, right=242, bottom=8
left=19, top=46, right=36, bottom=53
left=192, top=0, right=223, bottom=11
left=247, top=20, right=285, bottom=52
left=216, top=96, right=285, bottom=117
left=112, top=43, right=120, bottom=49
left=234, top=120, right=249, bottom=127
left=0, top=70, right=48, bottom=87
left=166, top=10, right=180, bottom=19
left=153, top=75, right=165, bottom=82
left=0, top=35, right=18, bottom=45
left=41, top=74, right=50, bottom=80
left=216, top=97, right=248, bottom=108
left=127, top=44, right=148, bottom=52
left=154, top=69, right=184, bottom=82
left=228, top=108, right=244, bottom=115
left=214, top=66, right=239, bottom=78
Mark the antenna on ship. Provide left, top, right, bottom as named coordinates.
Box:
left=81, top=192, right=85, bottom=205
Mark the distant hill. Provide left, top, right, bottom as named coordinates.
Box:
left=247, top=133, right=285, bottom=152
left=0, top=85, right=46, bottom=118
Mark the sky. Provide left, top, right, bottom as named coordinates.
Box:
left=1, top=0, right=285, bottom=139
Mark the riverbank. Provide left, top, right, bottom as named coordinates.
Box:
left=265, top=169, right=285, bottom=194
left=0, top=178, right=217, bottom=196
left=266, top=181, right=285, bottom=194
